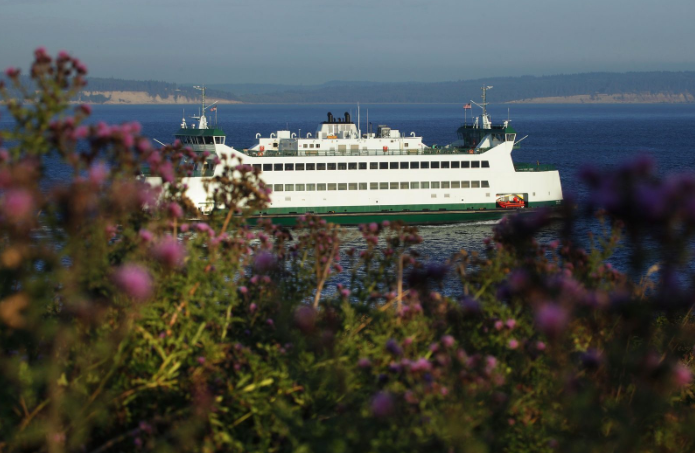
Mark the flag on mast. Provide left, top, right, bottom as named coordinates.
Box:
left=463, top=103, right=472, bottom=109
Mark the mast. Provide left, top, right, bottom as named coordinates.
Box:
left=481, top=85, right=492, bottom=118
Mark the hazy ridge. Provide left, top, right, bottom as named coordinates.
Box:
left=3, top=72, right=695, bottom=104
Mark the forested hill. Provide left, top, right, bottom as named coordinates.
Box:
left=231, top=72, right=695, bottom=103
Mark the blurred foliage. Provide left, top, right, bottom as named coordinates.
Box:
left=0, top=50, right=694, bottom=453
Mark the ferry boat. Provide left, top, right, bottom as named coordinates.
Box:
left=146, top=86, right=563, bottom=225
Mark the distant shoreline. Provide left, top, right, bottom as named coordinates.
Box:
left=74, top=91, right=694, bottom=105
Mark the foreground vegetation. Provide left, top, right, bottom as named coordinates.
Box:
left=1, top=50, right=694, bottom=452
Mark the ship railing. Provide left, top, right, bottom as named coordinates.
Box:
left=239, top=147, right=490, bottom=158
left=514, top=162, right=557, bottom=172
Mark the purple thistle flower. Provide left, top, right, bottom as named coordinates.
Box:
left=385, top=339, right=403, bottom=356
left=294, top=306, right=317, bottom=333
left=113, top=264, right=153, bottom=301
left=535, top=304, right=569, bottom=339
left=253, top=251, right=277, bottom=274
left=370, top=392, right=394, bottom=418
left=508, top=339, right=519, bottom=350
left=197, top=356, right=206, bottom=364
left=358, top=358, right=371, bottom=368
left=441, top=335, right=455, bottom=348
left=249, top=303, right=257, bottom=313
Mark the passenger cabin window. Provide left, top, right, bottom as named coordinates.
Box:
left=472, top=161, right=480, bottom=168
left=263, top=164, right=272, bottom=171
left=306, top=163, right=316, bottom=170
left=285, top=163, right=294, bottom=171
left=400, top=162, right=409, bottom=169
left=431, top=161, right=440, bottom=169
left=390, top=162, right=398, bottom=169
left=379, top=162, right=388, bottom=169
left=451, top=161, right=460, bottom=169
left=461, top=161, right=470, bottom=168
left=349, top=162, right=357, bottom=170
left=274, top=163, right=283, bottom=171
left=482, top=181, right=490, bottom=188
left=318, top=163, right=326, bottom=170
left=328, top=163, right=337, bottom=170
left=204, top=136, right=213, bottom=144
left=338, top=163, right=347, bottom=170
left=411, top=162, right=420, bottom=169
left=253, top=164, right=261, bottom=171
left=296, top=163, right=305, bottom=171
left=359, top=162, right=367, bottom=170
left=482, top=161, right=490, bottom=168
left=421, top=161, right=430, bottom=169
left=441, top=161, right=450, bottom=169
left=370, top=162, right=378, bottom=170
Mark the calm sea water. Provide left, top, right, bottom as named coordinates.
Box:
left=3, top=103, right=695, bottom=271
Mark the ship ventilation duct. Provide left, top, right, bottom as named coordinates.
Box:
left=345, top=112, right=351, bottom=123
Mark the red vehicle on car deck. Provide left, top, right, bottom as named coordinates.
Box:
left=497, top=195, right=526, bottom=209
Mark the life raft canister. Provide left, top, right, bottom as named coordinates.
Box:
left=383, top=146, right=388, bottom=152
left=468, top=149, right=474, bottom=154
left=260, top=146, right=265, bottom=152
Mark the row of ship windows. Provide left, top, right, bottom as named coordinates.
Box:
left=178, top=136, right=225, bottom=145
left=254, top=160, right=490, bottom=172
left=297, top=143, right=411, bottom=148
left=272, top=181, right=491, bottom=191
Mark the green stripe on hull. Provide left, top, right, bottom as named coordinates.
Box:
left=239, top=200, right=562, bottom=226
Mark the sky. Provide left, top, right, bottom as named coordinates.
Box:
left=1, top=0, right=695, bottom=85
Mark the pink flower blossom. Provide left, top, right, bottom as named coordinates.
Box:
left=536, top=341, right=546, bottom=351
left=2, top=189, right=35, bottom=222
left=441, top=335, right=455, bottom=348
left=152, top=236, right=186, bottom=268
left=167, top=202, right=183, bottom=219
left=239, top=286, right=248, bottom=294
left=494, top=320, right=504, bottom=331
left=138, top=229, right=154, bottom=242
left=410, top=358, right=432, bottom=372
left=249, top=303, right=257, bottom=313
left=358, top=358, right=371, bottom=368
left=88, top=162, right=109, bottom=186
left=673, top=362, right=693, bottom=388
left=505, top=318, right=517, bottom=330
left=113, top=264, right=153, bottom=301
left=508, top=339, right=519, bottom=349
